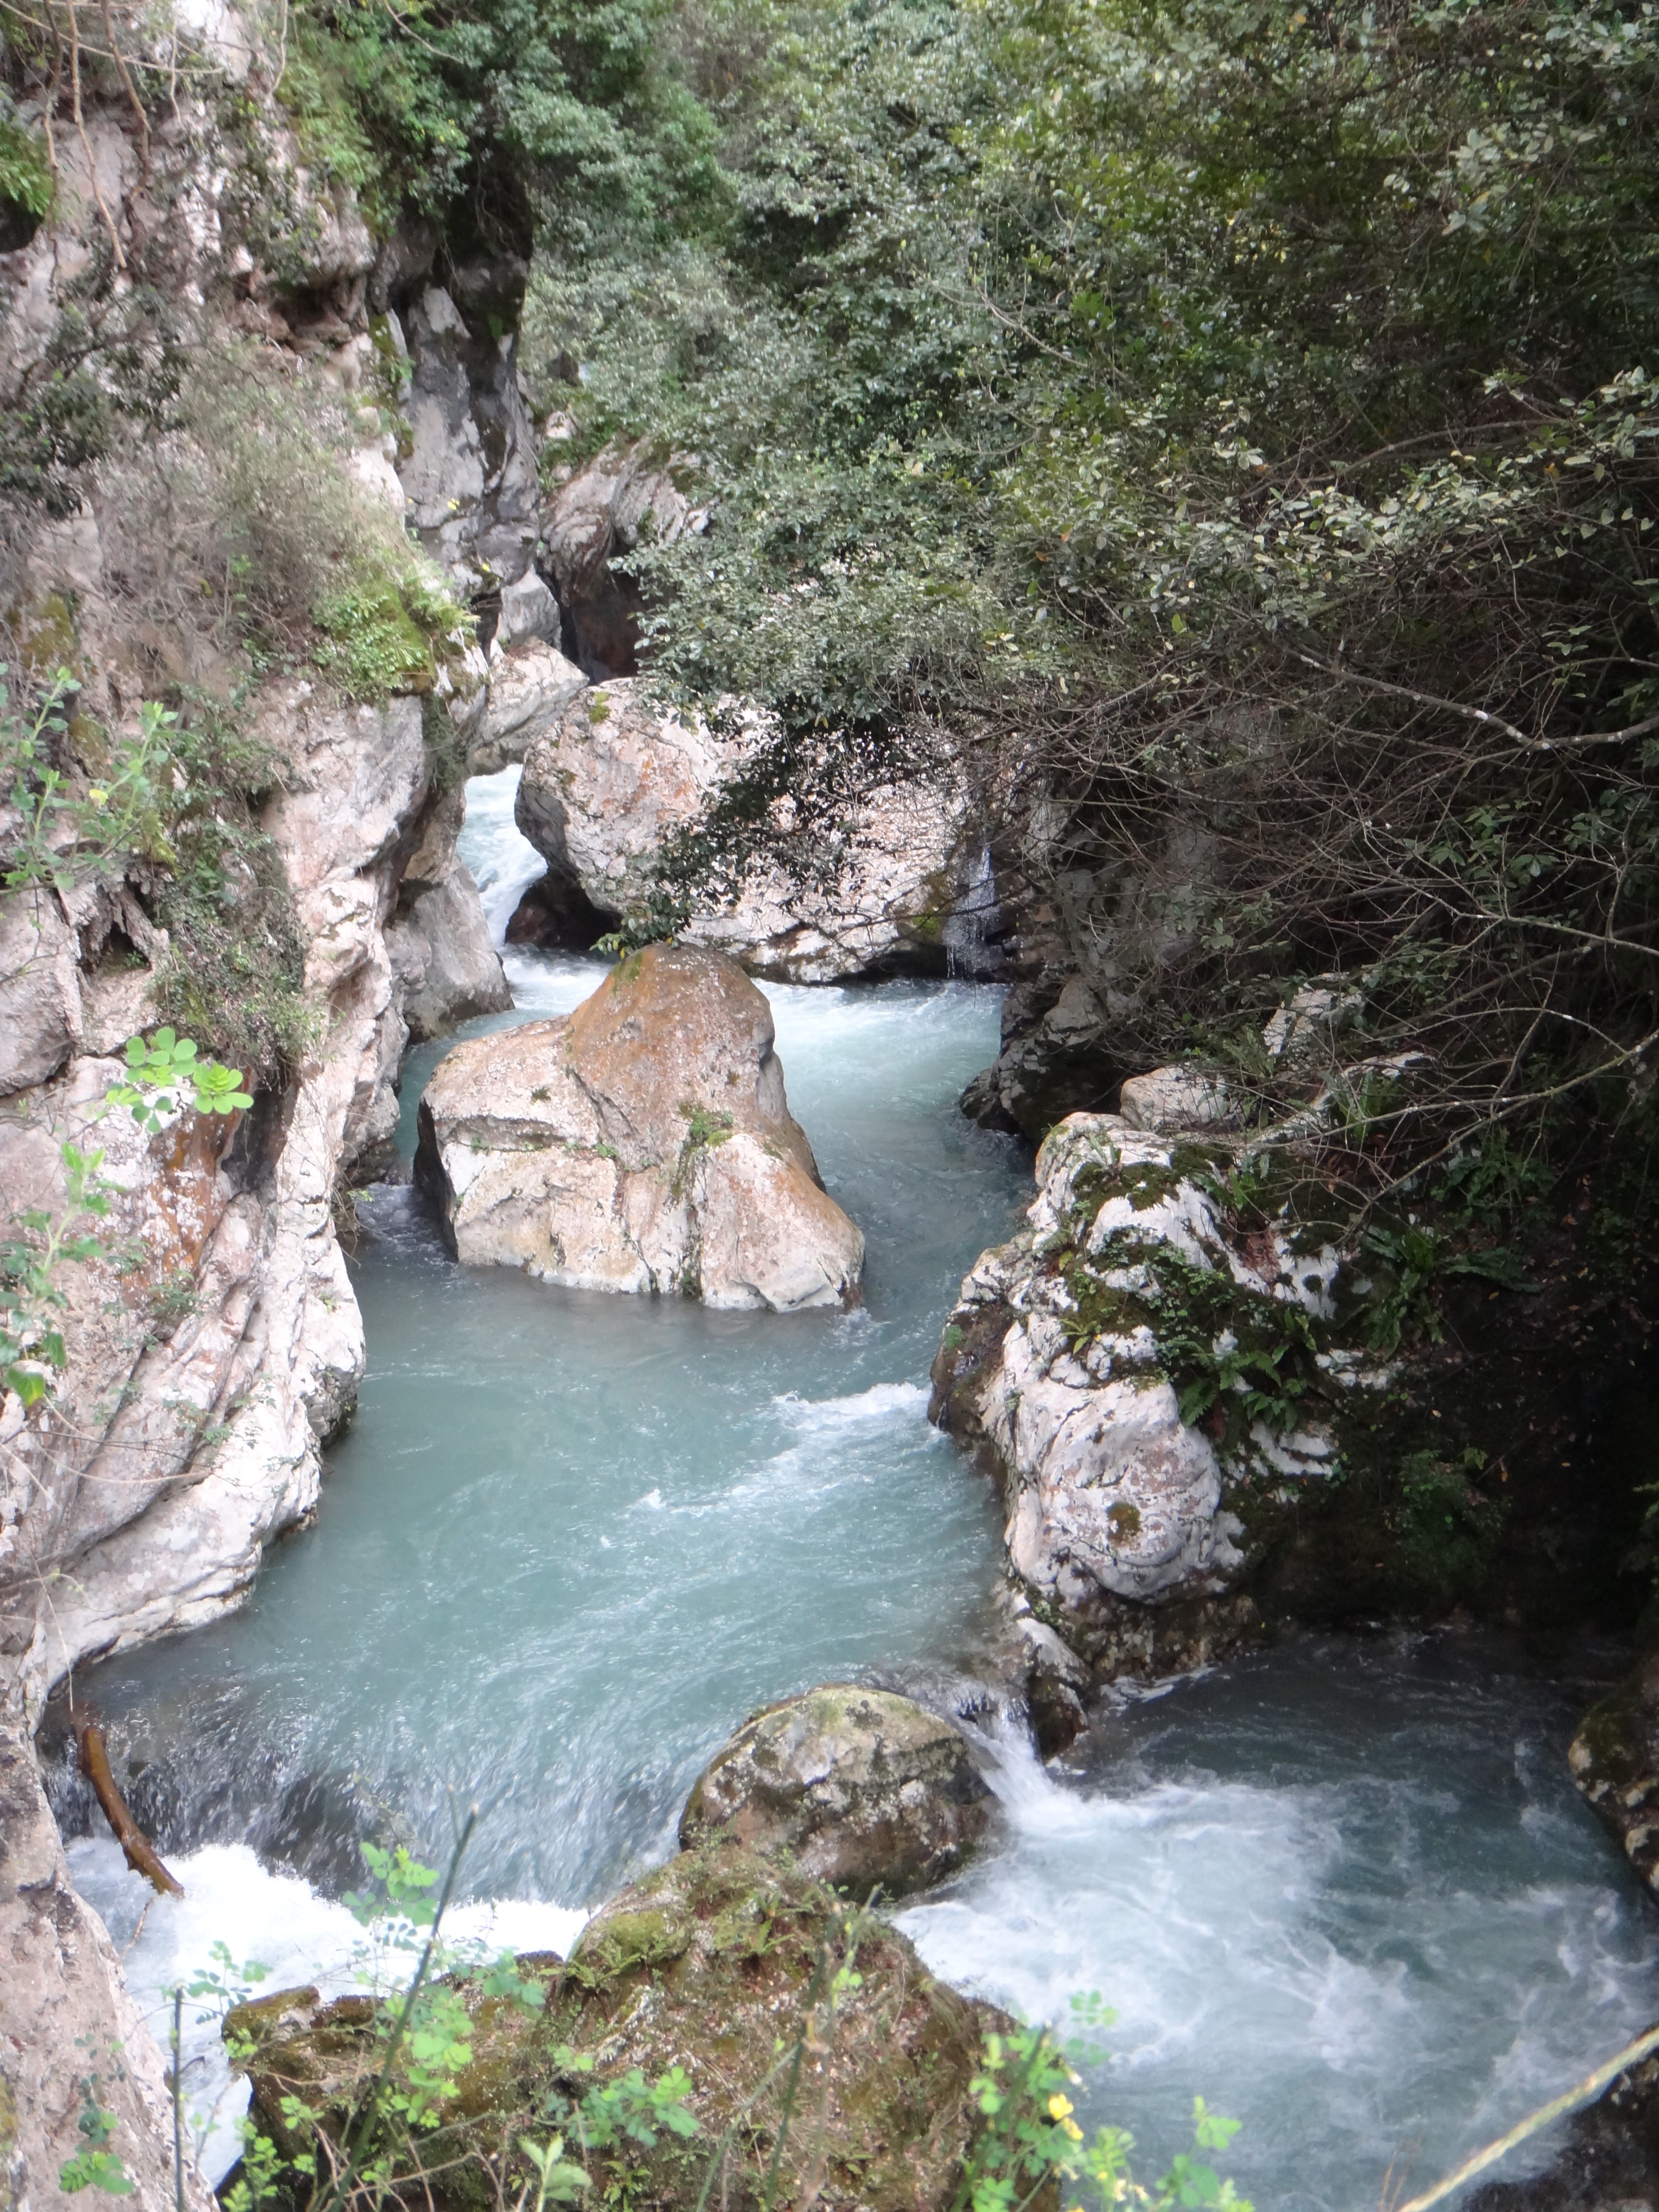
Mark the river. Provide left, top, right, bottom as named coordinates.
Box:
left=60, top=769, right=1659, bottom=2211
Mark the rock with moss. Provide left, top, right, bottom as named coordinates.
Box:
left=1569, top=1652, right=1659, bottom=1898
left=679, top=1684, right=994, bottom=1896
left=416, top=943, right=864, bottom=1309
left=229, top=1843, right=999, bottom=2212
left=930, top=1112, right=1389, bottom=1676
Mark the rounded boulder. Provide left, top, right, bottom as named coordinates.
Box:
left=679, top=1683, right=994, bottom=1898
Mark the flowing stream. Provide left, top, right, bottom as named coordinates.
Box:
left=60, top=770, right=1659, bottom=2209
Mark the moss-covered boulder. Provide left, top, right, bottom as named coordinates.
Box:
left=1570, top=1650, right=1659, bottom=1897
left=678, top=1685, right=994, bottom=1897
left=227, top=1843, right=998, bottom=2212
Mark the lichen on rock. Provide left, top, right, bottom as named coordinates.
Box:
left=930, top=1110, right=1389, bottom=1676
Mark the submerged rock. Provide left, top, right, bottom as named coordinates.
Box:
left=415, top=943, right=864, bottom=1309
left=230, top=1843, right=997, bottom=2212
left=679, top=1683, right=994, bottom=1897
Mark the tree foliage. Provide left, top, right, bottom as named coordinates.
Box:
left=496, top=0, right=1659, bottom=1173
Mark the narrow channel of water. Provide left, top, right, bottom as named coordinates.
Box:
left=61, top=770, right=1659, bottom=2209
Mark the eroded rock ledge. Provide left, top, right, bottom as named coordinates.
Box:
left=930, top=1108, right=1390, bottom=1680
left=416, top=943, right=864, bottom=1310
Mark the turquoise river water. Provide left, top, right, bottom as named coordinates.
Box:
left=60, top=768, right=1659, bottom=2212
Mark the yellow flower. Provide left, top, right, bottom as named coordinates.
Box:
left=87, top=788, right=108, bottom=804
left=1062, top=2119, right=1083, bottom=2142
left=1047, top=2094, right=1075, bottom=2121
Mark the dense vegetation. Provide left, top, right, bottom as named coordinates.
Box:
left=285, top=0, right=1656, bottom=1190
left=4, top=0, right=1657, bottom=1173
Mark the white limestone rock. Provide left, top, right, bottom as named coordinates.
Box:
left=1118, top=1065, right=1236, bottom=1133
left=471, top=638, right=589, bottom=773
left=416, top=943, right=864, bottom=1310
left=513, top=680, right=988, bottom=983
left=929, top=1114, right=1371, bottom=1655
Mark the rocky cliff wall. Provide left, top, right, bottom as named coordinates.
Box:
left=0, top=16, right=531, bottom=2198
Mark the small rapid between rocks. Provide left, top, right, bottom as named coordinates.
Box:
left=54, top=771, right=1659, bottom=2211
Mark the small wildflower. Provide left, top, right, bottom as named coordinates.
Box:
left=87, top=788, right=108, bottom=804
left=1048, top=2094, right=1075, bottom=2121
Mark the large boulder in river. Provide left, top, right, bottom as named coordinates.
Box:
left=415, top=944, right=864, bottom=1309
left=510, top=680, right=1007, bottom=983
left=679, top=1684, right=995, bottom=1898
left=230, top=1843, right=997, bottom=2212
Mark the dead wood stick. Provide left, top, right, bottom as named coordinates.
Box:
left=71, top=1704, right=184, bottom=1898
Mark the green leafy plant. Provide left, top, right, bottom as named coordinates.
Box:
left=2, top=1143, right=114, bottom=1407
left=1, top=672, right=177, bottom=895
left=59, top=2076, right=135, bottom=2197
left=107, top=1029, right=254, bottom=1135
left=1361, top=1224, right=1533, bottom=1354
left=955, top=1996, right=1251, bottom=2212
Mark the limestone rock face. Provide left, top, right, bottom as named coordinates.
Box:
left=470, top=639, right=589, bottom=774
left=1569, top=1652, right=1659, bottom=1899
left=231, top=1844, right=998, bottom=2212
left=930, top=1113, right=1364, bottom=1678
left=0, top=871, right=174, bottom=1098
left=541, top=440, right=705, bottom=673
left=385, top=788, right=511, bottom=1042
left=1118, top=1066, right=1236, bottom=1133
left=512, top=680, right=1004, bottom=983
left=679, top=1684, right=994, bottom=1897
left=416, top=945, right=864, bottom=1310
left=0, top=1714, right=215, bottom=2212
left=398, top=282, right=542, bottom=593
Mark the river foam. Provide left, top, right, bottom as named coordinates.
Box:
left=902, top=1636, right=1659, bottom=2212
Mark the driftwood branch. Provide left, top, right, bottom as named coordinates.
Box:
left=70, top=1702, right=183, bottom=1897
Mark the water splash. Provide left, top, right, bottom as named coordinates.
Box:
left=457, top=766, right=549, bottom=947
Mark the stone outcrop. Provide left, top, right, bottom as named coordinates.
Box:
left=958, top=814, right=1221, bottom=1141
left=470, top=637, right=589, bottom=774
left=417, top=944, right=864, bottom=1309
left=0, top=1711, right=216, bottom=2212
left=1118, top=1065, right=1237, bottom=1134
left=385, top=788, right=512, bottom=1042
left=229, top=1843, right=997, bottom=2212
left=678, top=1684, right=994, bottom=1897
left=1569, top=1651, right=1659, bottom=1899
left=541, top=440, right=706, bottom=674
left=0, top=683, right=488, bottom=1713
left=929, top=1111, right=1377, bottom=1677
left=397, top=275, right=541, bottom=602
left=509, top=678, right=1009, bottom=983
left=0, top=46, right=526, bottom=2184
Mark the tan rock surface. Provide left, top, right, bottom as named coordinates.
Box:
left=416, top=944, right=864, bottom=1309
